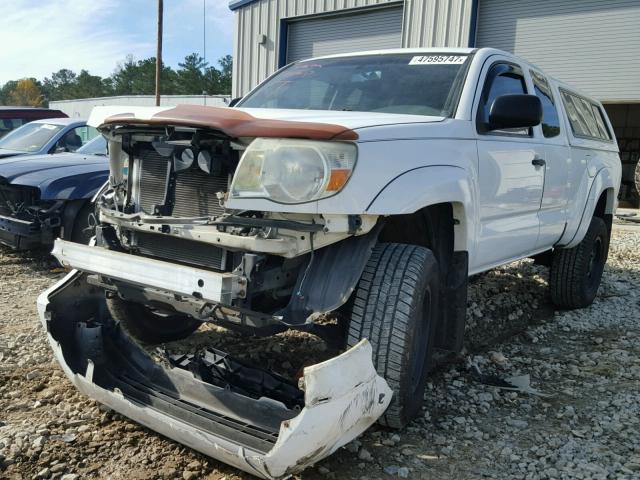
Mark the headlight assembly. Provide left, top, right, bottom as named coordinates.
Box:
left=230, top=138, right=357, bottom=204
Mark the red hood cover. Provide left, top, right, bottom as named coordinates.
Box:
left=102, top=105, right=358, bottom=141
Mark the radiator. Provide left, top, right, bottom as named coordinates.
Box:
left=134, top=231, right=227, bottom=271
left=134, top=150, right=227, bottom=218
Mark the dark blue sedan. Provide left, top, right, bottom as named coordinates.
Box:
left=0, top=135, right=108, bottom=249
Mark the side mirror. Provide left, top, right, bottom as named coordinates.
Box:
left=488, top=94, right=542, bottom=130
left=228, top=97, right=242, bottom=108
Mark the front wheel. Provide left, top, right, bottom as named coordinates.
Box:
left=106, top=297, right=202, bottom=344
left=549, top=216, right=609, bottom=309
left=346, top=243, right=440, bottom=429
left=70, top=202, right=96, bottom=245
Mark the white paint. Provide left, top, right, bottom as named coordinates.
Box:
left=51, top=95, right=230, bottom=120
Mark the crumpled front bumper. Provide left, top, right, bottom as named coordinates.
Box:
left=0, top=214, right=51, bottom=250
left=37, top=270, right=392, bottom=479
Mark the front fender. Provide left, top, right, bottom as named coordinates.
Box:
left=40, top=171, right=110, bottom=201
left=365, top=166, right=476, bottom=252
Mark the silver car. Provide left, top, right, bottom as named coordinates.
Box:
left=0, top=117, right=98, bottom=159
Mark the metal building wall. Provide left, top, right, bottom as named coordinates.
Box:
left=402, top=0, right=474, bottom=50
left=232, top=0, right=400, bottom=97
left=231, top=0, right=475, bottom=97
left=475, top=0, right=640, bottom=102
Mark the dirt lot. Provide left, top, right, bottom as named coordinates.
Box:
left=1, top=225, right=639, bottom=480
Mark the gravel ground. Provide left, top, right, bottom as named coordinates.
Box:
left=0, top=225, right=638, bottom=480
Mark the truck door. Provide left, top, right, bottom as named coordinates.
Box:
left=473, top=60, right=545, bottom=271
left=529, top=70, right=570, bottom=250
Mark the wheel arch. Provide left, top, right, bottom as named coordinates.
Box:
left=365, top=165, right=475, bottom=254
left=559, top=168, right=616, bottom=249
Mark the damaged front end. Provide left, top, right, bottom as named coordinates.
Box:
left=0, top=181, right=62, bottom=250
left=37, top=105, right=393, bottom=477
left=37, top=271, right=391, bottom=479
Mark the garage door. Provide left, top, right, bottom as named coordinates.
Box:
left=475, top=0, right=640, bottom=102
left=287, top=6, right=403, bottom=63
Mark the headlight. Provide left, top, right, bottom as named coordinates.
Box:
left=230, top=138, right=357, bottom=204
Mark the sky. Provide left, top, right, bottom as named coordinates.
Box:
left=0, top=0, right=235, bottom=84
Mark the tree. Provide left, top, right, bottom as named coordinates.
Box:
left=0, top=81, right=18, bottom=105
left=112, top=56, right=177, bottom=95
left=42, top=69, right=78, bottom=101
left=7, top=79, right=44, bottom=106
left=111, top=55, right=138, bottom=95
left=75, top=70, right=110, bottom=98
left=176, top=53, right=206, bottom=94
left=217, top=55, right=232, bottom=94
left=0, top=53, right=232, bottom=102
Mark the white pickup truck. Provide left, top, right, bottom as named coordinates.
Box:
left=38, top=48, right=621, bottom=478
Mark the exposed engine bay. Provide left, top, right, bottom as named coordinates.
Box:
left=85, top=124, right=378, bottom=333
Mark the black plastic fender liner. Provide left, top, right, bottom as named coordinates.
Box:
left=280, top=224, right=382, bottom=325
left=37, top=270, right=392, bottom=479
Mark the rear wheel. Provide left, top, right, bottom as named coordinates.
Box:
left=346, top=243, right=439, bottom=429
left=634, top=161, right=640, bottom=206
left=549, top=216, right=609, bottom=309
left=106, top=297, right=202, bottom=344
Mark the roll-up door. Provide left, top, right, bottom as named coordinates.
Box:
left=287, top=6, right=403, bottom=63
left=476, top=0, right=640, bottom=102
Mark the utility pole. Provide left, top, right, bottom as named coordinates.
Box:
left=203, top=0, right=207, bottom=105
left=155, top=0, right=163, bottom=106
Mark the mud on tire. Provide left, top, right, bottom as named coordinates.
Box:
left=347, top=243, right=439, bottom=429
left=106, top=297, right=202, bottom=344
left=550, top=216, right=609, bottom=309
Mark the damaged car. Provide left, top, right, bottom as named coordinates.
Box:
left=38, top=48, right=621, bottom=478
left=0, top=135, right=108, bottom=249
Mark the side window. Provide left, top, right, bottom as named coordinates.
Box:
left=530, top=70, right=560, bottom=138
left=478, top=63, right=529, bottom=136
left=560, top=90, right=611, bottom=141
left=591, top=105, right=612, bottom=140
left=59, top=126, right=99, bottom=152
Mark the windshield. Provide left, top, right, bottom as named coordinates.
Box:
left=77, top=135, right=107, bottom=156
left=0, top=122, right=63, bottom=152
left=240, top=53, right=471, bottom=117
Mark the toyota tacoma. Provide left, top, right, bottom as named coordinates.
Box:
left=38, top=48, right=621, bottom=478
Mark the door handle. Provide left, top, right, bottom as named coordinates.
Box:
left=531, top=157, right=546, bottom=167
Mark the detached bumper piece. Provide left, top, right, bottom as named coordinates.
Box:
left=37, top=271, right=392, bottom=479
left=0, top=214, right=52, bottom=250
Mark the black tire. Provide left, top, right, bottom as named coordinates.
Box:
left=70, top=202, right=96, bottom=245
left=635, top=161, right=640, bottom=201
left=106, top=296, right=202, bottom=344
left=346, top=243, right=439, bottom=429
left=550, top=216, right=609, bottom=309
